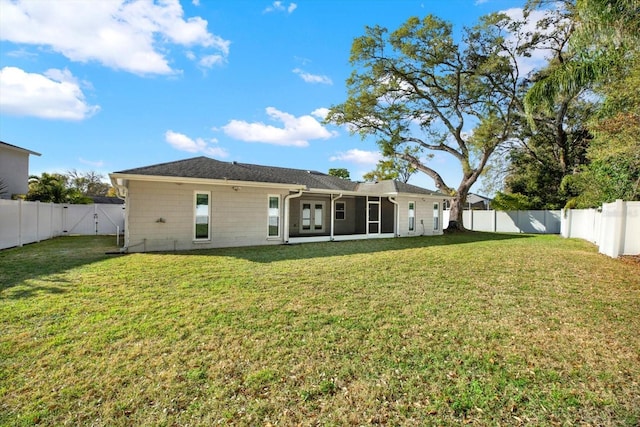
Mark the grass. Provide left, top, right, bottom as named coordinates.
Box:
left=1, top=233, right=639, bottom=426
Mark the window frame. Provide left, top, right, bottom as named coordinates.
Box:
left=267, top=195, right=281, bottom=238
left=433, top=202, right=440, bottom=231
left=194, top=191, right=211, bottom=241
left=408, top=201, right=416, bottom=232
left=335, top=201, right=346, bottom=221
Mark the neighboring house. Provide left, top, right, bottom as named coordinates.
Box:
left=466, top=193, right=492, bottom=210
left=444, top=193, right=493, bottom=211
left=109, top=156, right=451, bottom=253
left=0, top=141, right=41, bottom=199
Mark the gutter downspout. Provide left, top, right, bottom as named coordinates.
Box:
left=330, top=193, right=343, bottom=241
left=388, top=196, right=399, bottom=237
left=110, top=178, right=129, bottom=252
left=283, top=190, right=304, bottom=244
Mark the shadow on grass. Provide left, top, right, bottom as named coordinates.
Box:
left=0, top=236, right=119, bottom=299
left=0, top=233, right=533, bottom=298
left=180, top=232, right=535, bottom=263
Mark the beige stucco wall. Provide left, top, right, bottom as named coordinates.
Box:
left=0, top=146, right=30, bottom=198
left=124, top=180, right=290, bottom=252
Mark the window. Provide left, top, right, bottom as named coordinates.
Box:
left=408, top=201, right=415, bottom=232
left=433, top=202, right=440, bottom=230
left=300, top=201, right=325, bottom=233
left=194, top=191, right=210, bottom=240
left=268, top=195, right=280, bottom=237
left=335, top=201, right=346, bottom=220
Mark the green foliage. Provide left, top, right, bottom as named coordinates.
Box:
left=491, top=192, right=536, bottom=210
left=363, top=153, right=418, bottom=183
left=26, top=173, right=90, bottom=204
left=26, top=170, right=112, bottom=204
left=500, top=0, right=640, bottom=209
left=328, top=168, right=350, bottom=180
left=327, top=13, right=525, bottom=228
left=66, top=169, right=111, bottom=197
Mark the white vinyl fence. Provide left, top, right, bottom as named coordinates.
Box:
left=561, top=200, right=640, bottom=258
left=0, top=199, right=125, bottom=250
left=443, top=209, right=561, bottom=234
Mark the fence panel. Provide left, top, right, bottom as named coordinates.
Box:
left=0, top=200, right=124, bottom=250
left=623, top=202, right=640, bottom=255
left=495, top=211, right=521, bottom=233
left=471, top=210, right=495, bottom=232
left=0, top=199, right=20, bottom=249
left=443, top=209, right=561, bottom=234
left=562, top=200, right=639, bottom=258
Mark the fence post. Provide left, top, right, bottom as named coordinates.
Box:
left=17, top=199, right=23, bottom=247
left=613, top=199, right=625, bottom=257
left=493, top=209, right=497, bottom=232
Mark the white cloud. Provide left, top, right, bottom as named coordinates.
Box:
left=0, top=0, right=230, bottom=75
left=293, top=68, right=332, bottom=85
left=0, top=66, right=100, bottom=120
left=475, top=0, right=489, bottom=5
left=199, top=54, right=225, bottom=68
left=222, top=107, right=335, bottom=147
left=264, top=1, right=297, bottom=14
left=79, top=158, right=105, bottom=168
left=165, top=130, right=229, bottom=158
left=330, top=149, right=382, bottom=165
left=311, top=108, right=330, bottom=120
left=500, top=7, right=564, bottom=76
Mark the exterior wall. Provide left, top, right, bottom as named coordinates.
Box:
left=334, top=196, right=360, bottom=235
left=124, top=180, right=289, bottom=252
left=288, top=195, right=334, bottom=237
left=0, top=146, right=30, bottom=198
left=396, top=196, right=445, bottom=237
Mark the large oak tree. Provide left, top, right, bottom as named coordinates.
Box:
left=327, top=14, right=525, bottom=230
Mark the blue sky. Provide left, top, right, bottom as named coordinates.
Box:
left=0, top=0, right=536, bottom=193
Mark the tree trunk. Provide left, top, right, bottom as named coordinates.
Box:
left=446, top=185, right=471, bottom=232
left=446, top=194, right=467, bottom=232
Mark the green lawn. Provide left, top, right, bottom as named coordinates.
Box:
left=1, top=234, right=639, bottom=426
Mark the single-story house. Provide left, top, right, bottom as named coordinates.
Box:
left=109, top=156, right=451, bottom=252
left=0, top=141, right=41, bottom=199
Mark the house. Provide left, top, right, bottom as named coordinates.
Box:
left=0, top=141, right=41, bottom=199
left=444, top=193, right=493, bottom=211
left=109, top=156, right=450, bottom=252
left=466, top=193, right=492, bottom=210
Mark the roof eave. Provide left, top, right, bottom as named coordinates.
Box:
left=108, top=172, right=307, bottom=191
left=0, top=142, right=41, bottom=157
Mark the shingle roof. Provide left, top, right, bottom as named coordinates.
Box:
left=113, top=156, right=445, bottom=196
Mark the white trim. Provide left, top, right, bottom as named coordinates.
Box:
left=193, top=190, right=211, bottom=241
left=288, top=233, right=395, bottom=244
left=110, top=173, right=305, bottom=191
left=300, top=200, right=326, bottom=234
left=367, top=196, right=381, bottom=235
left=408, top=201, right=416, bottom=232
left=267, top=194, right=281, bottom=239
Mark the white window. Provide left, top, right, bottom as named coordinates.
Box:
left=194, top=191, right=211, bottom=240
left=408, top=201, right=415, bottom=232
left=268, top=195, right=280, bottom=237
left=335, top=201, right=346, bottom=220
left=433, top=202, right=440, bottom=230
